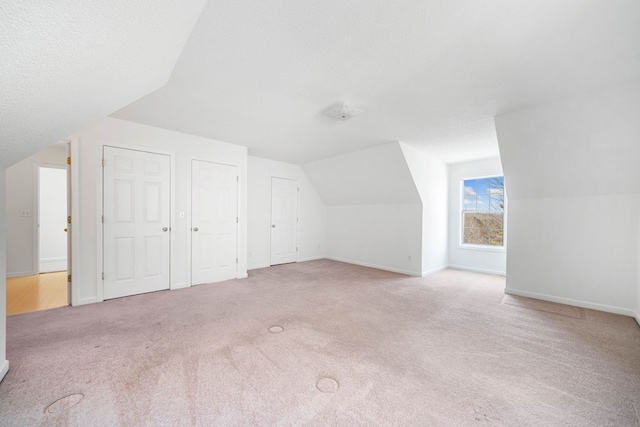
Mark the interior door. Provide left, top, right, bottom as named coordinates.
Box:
left=103, top=146, right=171, bottom=300
left=38, top=166, right=68, bottom=273
left=191, top=160, right=238, bottom=285
left=270, top=177, right=298, bottom=265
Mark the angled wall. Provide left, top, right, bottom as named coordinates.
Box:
left=400, top=143, right=449, bottom=276
left=304, top=142, right=423, bottom=275
left=496, top=82, right=640, bottom=318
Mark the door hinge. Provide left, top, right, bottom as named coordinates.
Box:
left=67, top=275, right=71, bottom=283
left=236, top=176, right=239, bottom=182
left=236, top=257, right=238, bottom=264
left=297, top=187, right=299, bottom=192
left=296, top=247, right=299, bottom=252
left=101, top=272, right=104, bottom=280
left=67, top=215, right=71, bottom=224
left=67, top=157, right=71, bottom=165
left=102, top=215, right=104, bottom=223
left=102, top=158, right=105, bottom=167
left=236, top=217, right=238, bottom=223
left=297, top=217, right=299, bottom=222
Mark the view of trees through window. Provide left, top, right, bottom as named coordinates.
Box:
left=462, top=176, right=504, bottom=246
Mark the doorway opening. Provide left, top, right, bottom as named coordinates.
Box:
left=5, top=142, right=71, bottom=315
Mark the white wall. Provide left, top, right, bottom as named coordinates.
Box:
left=303, top=142, right=423, bottom=276
left=327, top=204, right=423, bottom=275
left=247, top=156, right=326, bottom=269
left=69, top=117, right=248, bottom=305
left=506, top=195, right=639, bottom=313
left=0, top=167, right=9, bottom=382
left=400, top=143, right=449, bottom=275
left=496, top=82, right=640, bottom=316
left=447, top=157, right=506, bottom=275
left=6, top=145, right=67, bottom=276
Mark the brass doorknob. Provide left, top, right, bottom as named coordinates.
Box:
left=64, top=228, right=68, bottom=232
left=193, top=227, right=199, bottom=232
left=162, top=227, right=168, bottom=232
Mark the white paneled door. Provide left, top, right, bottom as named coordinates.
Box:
left=191, top=160, right=238, bottom=285
left=270, top=177, right=298, bottom=265
left=103, top=147, right=171, bottom=300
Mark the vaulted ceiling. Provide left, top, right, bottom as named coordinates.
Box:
left=2, top=0, right=640, bottom=167
left=0, top=0, right=206, bottom=168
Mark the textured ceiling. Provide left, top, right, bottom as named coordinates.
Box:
left=112, top=0, right=640, bottom=164
left=0, top=0, right=206, bottom=168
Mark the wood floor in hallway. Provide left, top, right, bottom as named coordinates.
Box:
left=6, top=272, right=68, bottom=315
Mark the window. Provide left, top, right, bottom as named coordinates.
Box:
left=462, top=176, right=505, bottom=246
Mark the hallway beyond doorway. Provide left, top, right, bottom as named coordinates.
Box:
left=6, top=272, right=68, bottom=315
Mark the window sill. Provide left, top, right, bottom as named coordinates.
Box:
left=458, top=244, right=506, bottom=253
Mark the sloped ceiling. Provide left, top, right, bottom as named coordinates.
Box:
left=303, top=142, right=420, bottom=206
left=112, top=0, right=640, bottom=164
left=0, top=0, right=206, bottom=168
left=496, top=82, right=640, bottom=200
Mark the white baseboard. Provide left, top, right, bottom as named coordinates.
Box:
left=76, top=297, right=98, bottom=306
left=40, top=257, right=67, bottom=273
left=6, top=270, right=35, bottom=278
left=448, top=264, right=506, bottom=276
left=327, top=256, right=421, bottom=277
left=0, top=360, right=8, bottom=384
left=297, top=255, right=326, bottom=263
left=171, top=282, right=189, bottom=290
left=422, top=265, right=448, bottom=277
left=247, top=263, right=270, bottom=271
left=634, top=311, right=640, bottom=328
left=505, top=287, right=637, bottom=318
left=237, top=273, right=248, bottom=279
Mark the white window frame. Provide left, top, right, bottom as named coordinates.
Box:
left=459, top=174, right=507, bottom=251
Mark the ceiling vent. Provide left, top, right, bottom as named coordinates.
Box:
left=323, top=102, right=363, bottom=121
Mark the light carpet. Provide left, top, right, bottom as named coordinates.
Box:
left=1, top=260, right=639, bottom=426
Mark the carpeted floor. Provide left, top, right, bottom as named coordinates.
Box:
left=1, top=260, right=639, bottom=426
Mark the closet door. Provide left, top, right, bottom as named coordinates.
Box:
left=191, top=160, right=238, bottom=285
left=103, top=146, right=170, bottom=299
left=270, top=177, right=298, bottom=265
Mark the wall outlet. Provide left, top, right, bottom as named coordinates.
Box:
left=20, top=210, right=31, bottom=217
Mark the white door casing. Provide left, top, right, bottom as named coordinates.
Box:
left=191, top=160, right=238, bottom=285
left=103, top=146, right=171, bottom=300
left=270, top=177, right=298, bottom=266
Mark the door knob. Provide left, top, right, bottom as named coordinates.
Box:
left=193, top=227, right=199, bottom=232
left=64, top=228, right=68, bottom=232
left=272, top=225, right=276, bottom=228
left=162, top=227, right=168, bottom=232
